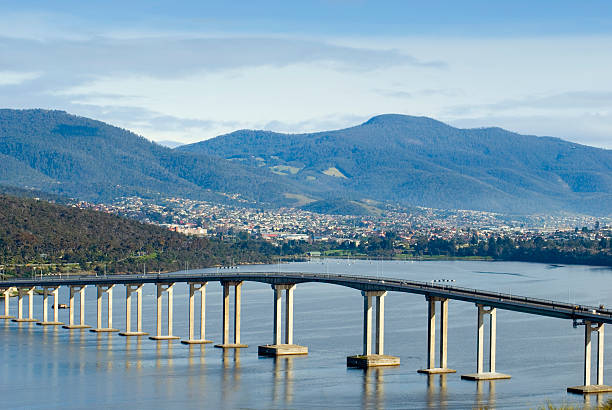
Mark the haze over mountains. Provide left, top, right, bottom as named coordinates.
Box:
left=1, top=109, right=611, bottom=216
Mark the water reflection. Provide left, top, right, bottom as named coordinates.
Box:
left=167, top=342, right=174, bottom=369
left=187, top=345, right=205, bottom=368
left=584, top=392, right=605, bottom=408
left=155, top=341, right=175, bottom=369
left=426, top=374, right=448, bottom=409
left=67, top=328, right=87, bottom=377
left=124, top=337, right=144, bottom=371
left=272, top=356, right=297, bottom=405
left=96, top=333, right=114, bottom=371
left=187, top=345, right=207, bottom=393
left=222, top=349, right=241, bottom=401
left=474, top=381, right=496, bottom=409
left=362, top=368, right=385, bottom=409
left=43, top=326, right=61, bottom=383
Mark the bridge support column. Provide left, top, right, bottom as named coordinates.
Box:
left=90, top=284, right=119, bottom=332
left=150, top=283, right=179, bottom=340
left=461, top=304, right=510, bottom=380
left=215, top=281, right=248, bottom=348
left=182, top=282, right=212, bottom=344
left=63, top=285, right=90, bottom=329
left=120, top=284, right=147, bottom=336
left=418, top=297, right=456, bottom=374
left=37, top=286, right=63, bottom=325
left=259, top=284, right=308, bottom=356
left=348, top=290, right=399, bottom=368
left=12, top=287, right=37, bottom=322
left=0, top=288, right=14, bottom=319
left=568, top=322, right=612, bottom=394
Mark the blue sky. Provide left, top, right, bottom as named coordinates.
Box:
left=1, top=1, right=612, bottom=147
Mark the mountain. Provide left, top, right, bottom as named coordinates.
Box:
left=0, top=109, right=303, bottom=205
left=2, top=109, right=611, bottom=216
left=179, top=114, right=612, bottom=216
left=0, top=193, right=276, bottom=276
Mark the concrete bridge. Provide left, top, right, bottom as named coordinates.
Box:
left=1, top=271, right=610, bottom=394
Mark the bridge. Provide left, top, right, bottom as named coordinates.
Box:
left=1, top=271, right=610, bottom=394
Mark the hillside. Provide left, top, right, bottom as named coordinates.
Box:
left=0, top=194, right=276, bottom=276
left=0, top=109, right=303, bottom=205
left=179, top=114, right=612, bottom=216
left=1, top=109, right=611, bottom=216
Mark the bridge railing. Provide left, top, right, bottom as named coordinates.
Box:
left=3, top=270, right=611, bottom=319
left=337, top=273, right=611, bottom=316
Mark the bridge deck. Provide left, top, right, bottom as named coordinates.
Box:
left=2, top=271, right=610, bottom=324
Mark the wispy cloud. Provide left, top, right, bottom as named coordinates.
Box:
left=260, top=113, right=369, bottom=134
left=373, top=87, right=463, bottom=99
left=0, top=35, right=443, bottom=81
left=447, top=91, right=612, bottom=116
left=69, top=104, right=241, bottom=141
left=0, top=71, right=41, bottom=86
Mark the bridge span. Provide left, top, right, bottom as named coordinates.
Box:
left=1, top=271, right=610, bottom=394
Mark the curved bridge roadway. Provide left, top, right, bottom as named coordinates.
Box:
left=2, top=271, right=611, bottom=324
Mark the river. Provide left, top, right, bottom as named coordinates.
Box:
left=2, top=259, right=612, bottom=409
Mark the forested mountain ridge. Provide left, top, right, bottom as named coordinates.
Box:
left=0, top=109, right=303, bottom=205
left=179, top=114, right=612, bottom=216
left=1, top=109, right=611, bottom=216
left=0, top=194, right=276, bottom=276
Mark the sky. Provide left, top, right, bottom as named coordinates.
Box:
left=1, top=1, right=612, bottom=148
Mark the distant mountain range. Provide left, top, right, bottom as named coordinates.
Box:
left=180, top=114, right=612, bottom=216
left=1, top=109, right=611, bottom=216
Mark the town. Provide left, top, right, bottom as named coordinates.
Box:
left=76, top=195, right=612, bottom=248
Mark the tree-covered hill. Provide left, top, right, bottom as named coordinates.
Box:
left=180, top=114, right=612, bottom=216
left=0, top=194, right=276, bottom=276
left=2, top=109, right=611, bottom=216
left=0, top=109, right=303, bottom=205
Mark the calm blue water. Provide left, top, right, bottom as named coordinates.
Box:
left=2, top=259, right=612, bottom=409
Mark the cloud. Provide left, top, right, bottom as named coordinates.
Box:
left=0, top=71, right=41, bottom=86
left=260, top=113, right=368, bottom=134
left=67, top=104, right=241, bottom=141
left=373, top=87, right=464, bottom=99
left=448, top=91, right=612, bottom=115
left=0, top=35, right=443, bottom=81
left=0, top=32, right=445, bottom=142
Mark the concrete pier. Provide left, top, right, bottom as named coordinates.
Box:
left=12, top=287, right=37, bottom=322
left=259, top=284, right=308, bottom=356
left=150, top=283, right=179, bottom=340
left=63, top=285, right=90, bottom=329
left=348, top=291, right=399, bottom=368
left=215, top=281, right=248, bottom=348
left=418, top=297, right=456, bottom=374
left=568, top=322, right=612, bottom=394
left=0, top=288, right=14, bottom=319
left=182, top=282, right=212, bottom=344
left=120, top=284, right=148, bottom=336
left=90, top=284, right=119, bottom=332
left=37, top=286, right=64, bottom=325
left=461, top=304, right=510, bottom=381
